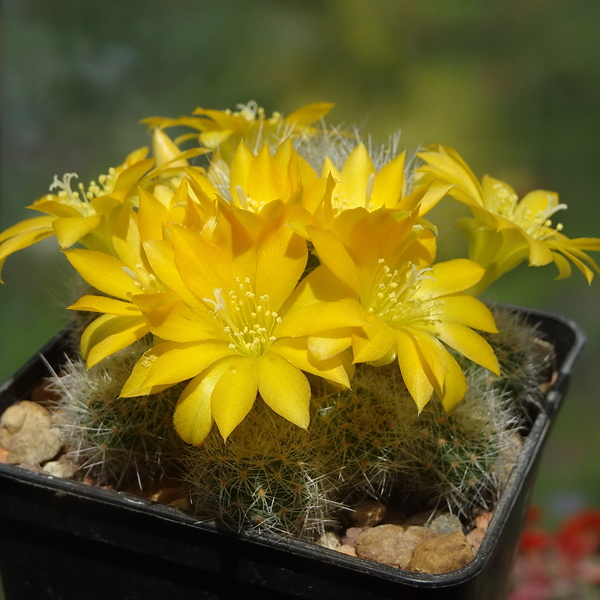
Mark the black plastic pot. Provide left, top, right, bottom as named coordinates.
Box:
left=0, top=308, right=586, bottom=600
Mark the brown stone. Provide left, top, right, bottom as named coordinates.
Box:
left=43, top=455, right=80, bottom=478
left=409, top=530, right=475, bottom=574
left=0, top=401, right=63, bottom=465
left=0, top=401, right=52, bottom=449
left=350, top=499, right=387, bottom=527
left=355, top=524, right=441, bottom=569
left=342, top=526, right=369, bottom=547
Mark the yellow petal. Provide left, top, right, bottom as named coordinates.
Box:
left=80, top=314, right=149, bottom=367
left=64, top=249, right=139, bottom=299
left=119, top=349, right=175, bottom=398
left=370, top=152, right=405, bottom=209
left=169, top=224, right=231, bottom=301
left=306, top=225, right=360, bottom=293
left=69, top=295, right=141, bottom=316
left=142, top=340, right=235, bottom=388
left=152, top=128, right=188, bottom=169
left=351, top=315, right=396, bottom=364
left=133, top=292, right=218, bottom=342
left=525, top=235, right=554, bottom=266
left=211, top=357, right=258, bottom=440
left=434, top=321, right=500, bottom=375
left=0, top=215, right=56, bottom=243
left=257, top=352, right=310, bottom=429
left=0, top=226, right=56, bottom=281
left=255, top=226, right=307, bottom=311
left=438, top=295, right=498, bottom=333
left=229, top=140, right=254, bottom=198
left=53, top=216, right=103, bottom=249
left=143, top=239, right=203, bottom=309
left=417, top=145, right=484, bottom=207
left=112, top=158, right=155, bottom=192
left=336, top=144, right=375, bottom=208
left=394, top=329, right=434, bottom=411
left=137, top=189, right=170, bottom=242
left=247, top=144, right=284, bottom=204
left=307, top=332, right=352, bottom=361
left=270, top=338, right=352, bottom=388
left=284, top=102, right=334, bottom=127
left=276, top=298, right=365, bottom=338
left=438, top=352, right=468, bottom=412
left=419, top=259, right=485, bottom=297
left=173, top=357, right=236, bottom=445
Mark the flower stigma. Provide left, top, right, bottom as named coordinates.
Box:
left=365, top=259, right=438, bottom=326
left=489, top=183, right=567, bottom=240
left=203, top=278, right=282, bottom=357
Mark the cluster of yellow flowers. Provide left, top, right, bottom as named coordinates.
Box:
left=1, top=102, right=599, bottom=445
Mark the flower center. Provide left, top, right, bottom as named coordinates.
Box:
left=365, top=259, right=437, bottom=326
left=488, top=183, right=567, bottom=239
left=203, top=278, right=282, bottom=357
left=47, top=170, right=119, bottom=214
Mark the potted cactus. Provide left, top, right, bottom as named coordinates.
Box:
left=0, top=102, right=597, bottom=599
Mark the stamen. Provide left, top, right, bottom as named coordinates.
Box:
left=235, top=185, right=249, bottom=209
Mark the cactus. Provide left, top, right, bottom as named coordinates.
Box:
left=50, top=335, right=185, bottom=489
left=476, top=304, right=555, bottom=406
left=48, top=303, right=553, bottom=533
left=405, top=368, right=522, bottom=517
left=310, top=366, right=414, bottom=502
left=182, top=399, right=342, bottom=540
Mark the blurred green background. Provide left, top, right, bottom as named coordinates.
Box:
left=1, top=0, right=599, bottom=528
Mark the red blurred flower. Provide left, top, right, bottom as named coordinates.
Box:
left=556, top=509, right=600, bottom=561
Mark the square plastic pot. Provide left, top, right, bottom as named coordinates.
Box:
left=0, top=307, right=586, bottom=600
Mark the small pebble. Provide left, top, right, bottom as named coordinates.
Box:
left=5, top=425, right=62, bottom=465
left=316, top=531, right=341, bottom=551
left=43, top=455, right=79, bottom=478
left=355, top=524, right=440, bottom=570
left=428, top=513, right=464, bottom=535
left=350, top=499, right=387, bottom=527
left=0, top=401, right=53, bottom=449
left=342, top=526, right=369, bottom=547
left=338, top=544, right=357, bottom=557
left=409, top=530, right=475, bottom=574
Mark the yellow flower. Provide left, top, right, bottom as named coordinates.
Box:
left=226, top=139, right=324, bottom=213
left=417, top=144, right=600, bottom=291
left=0, top=148, right=153, bottom=280
left=122, top=204, right=365, bottom=444
left=65, top=206, right=168, bottom=368
left=143, top=101, right=334, bottom=164
left=322, top=143, right=451, bottom=215
left=0, top=128, right=207, bottom=282
left=306, top=207, right=500, bottom=412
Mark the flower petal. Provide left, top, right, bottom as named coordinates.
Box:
left=419, top=259, right=485, bottom=297
left=438, top=352, right=468, bottom=412
left=64, top=249, right=139, bottom=299
left=173, top=357, right=236, bottom=445
left=307, top=331, right=352, bottom=361
left=142, top=340, right=235, bottom=388
left=69, top=295, right=141, bottom=316
left=132, top=292, right=218, bottom=342
left=306, top=225, right=361, bottom=293
left=394, top=329, right=434, bottom=411
left=255, top=226, right=307, bottom=311
left=257, top=352, right=310, bottom=429
left=211, top=357, right=258, bottom=439
left=270, top=338, right=352, bottom=388
left=437, top=294, right=498, bottom=332
left=53, top=216, right=103, bottom=249
left=352, top=315, right=396, bottom=364
left=80, top=314, right=150, bottom=367
left=434, top=321, right=500, bottom=375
